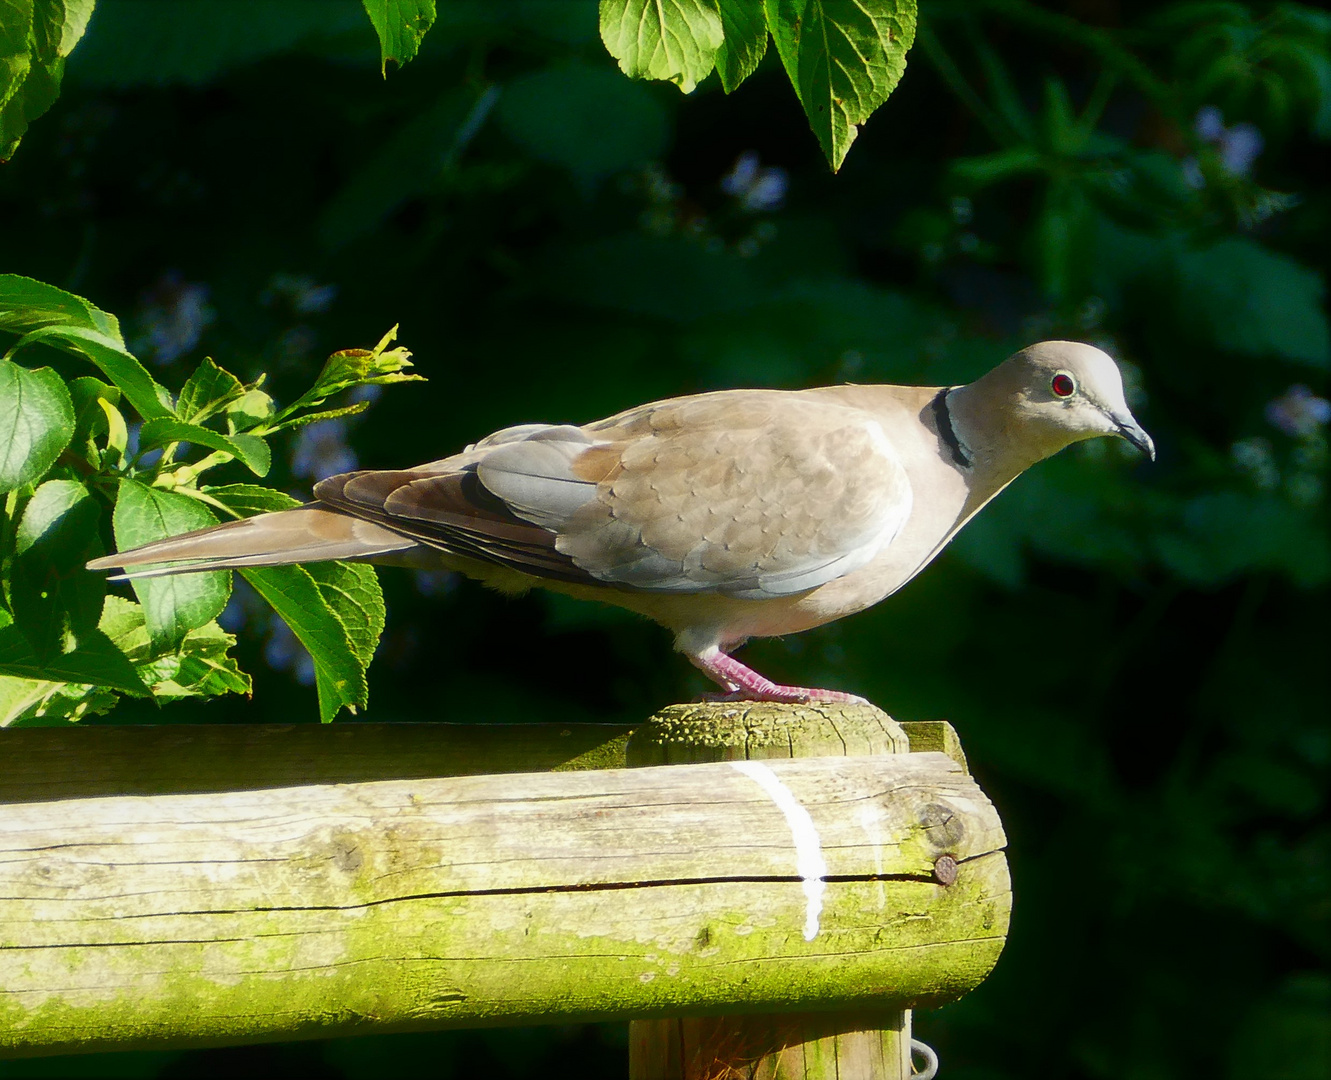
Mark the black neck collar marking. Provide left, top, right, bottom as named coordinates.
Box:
left=931, top=387, right=972, bottom=469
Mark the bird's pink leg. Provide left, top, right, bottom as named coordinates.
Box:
left=689, top=648, right=867, bottom=705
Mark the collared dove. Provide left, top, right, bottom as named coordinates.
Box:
left=89, top=340, right=1153, bottom=702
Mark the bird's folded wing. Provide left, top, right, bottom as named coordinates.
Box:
left=317, top=391, right=913, bottom=599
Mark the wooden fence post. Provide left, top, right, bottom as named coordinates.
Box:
left=626, top=702, right=918, bottom=1080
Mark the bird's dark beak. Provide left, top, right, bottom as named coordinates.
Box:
left=1113, top=414, right=1156, bottom=461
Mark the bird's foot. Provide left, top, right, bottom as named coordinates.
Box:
left=690, top=648, right=867, bottom=706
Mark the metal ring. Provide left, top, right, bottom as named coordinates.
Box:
left=910, top=1037, right=939, bottom=1080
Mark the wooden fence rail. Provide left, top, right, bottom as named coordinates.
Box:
left=0, top=710, right=1007, bottom=1078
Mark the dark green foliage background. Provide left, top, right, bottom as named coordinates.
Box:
left=1, top=1, right=1327, bottom=1077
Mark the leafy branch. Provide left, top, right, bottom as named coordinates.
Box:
left=0, top=274, right=420, bottom=726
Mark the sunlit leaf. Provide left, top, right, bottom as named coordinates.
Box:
left=6, top=323, right=174, bottom=419
left=176, top=357, right=245, bottom=422
left=11, top=479, right=105, bottom=660
left=0, top=359, right=74, bottom=493
left=0, top=624, right=147, bottom=695
left=201, top=483, right=300, bottom=518
left=361, top=0, right=437, bottom=74
left=306, top=561, right=385, bottom=671
left=112, top=478, right=230, bottom=651
left=0, top=273, right=121, bottom=340
left=765, top=0, right=917, bottom=170
left=599, top=0, right=724, bottom=93
left=137, top=417, right=272, bottom=477
left=241, top=563, right=368, bottom=722
left=0, top=0, right=95, bottom=159
left=715, top=0, right=767, bottom=92
left=278, top=325, right=421, bottom=421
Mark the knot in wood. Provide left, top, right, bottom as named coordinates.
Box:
left=917, top=801, right=967, bottom=848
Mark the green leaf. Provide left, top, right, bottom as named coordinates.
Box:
left=5, top=323, right=174, bottom=420
left=137, top=418, right=272, bottom=477
left=67, top=376, right=119, bottom=466
left=765, top=0, right=917, bottom=171
left=306, top=561, right=385, bottom=671
left=201, top=483, right=300, bottom=518
left=273, top=401, right=372, bottom=430
left=11, top=479, right=105, bottom=660
left=241, top=564, right=368, bottom=722
left=0, top=272, right=121, bottom=343
left=0, top=624, right=147, bottom=695
left=176, top=358, right=245, bottom=423
left=225, top=387, right=276, bottom=432
left=278, top=326, right=421, bottom=420
left=99, top=596, right=251, bottom=704
left=0, top=359, right=74, bottom=493
left=361, top=0, right=437, bottom=74
left=715, top=0, right=767, bottom=92
left=0, top=0, right=95, bottom=160
left=497, top=62, right=669, bottom=183
left=600, top=0, right=724, bottom=94
left=112, top=479, right=230, bottom=651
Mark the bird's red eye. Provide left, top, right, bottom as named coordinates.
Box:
left=1051, top=373, right=1076, bottom=398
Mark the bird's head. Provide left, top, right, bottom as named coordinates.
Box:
left=980, top=340, right=1155, bottom=464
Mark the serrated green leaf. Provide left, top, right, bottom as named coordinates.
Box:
left=5, top=323, right=174, bottom=420
left=99, top=597, right=251, bottom=703
left=765, top=0, right=917, bottom=171
left=361, top=0, right=437, bottom=74
left=278, top=325, right=421, bottom=421
left=600, top=0, right=724, bottom=94
left=201, top=483, right=300, bottom=518
left=112, top=479, right=230, bottom=651
left=241, top=563, right=367, bottom=722
left=0, top=359, right=74, bottom=493
left=274, top=401, right=372, bottom=430
left=67, top=375, right=119, bottom=466
left=306, top=561, right=384, bottom=670
left=12, top=479, right=104, bottom=660
left=0, top=624, right=147, bottom=694
left=137, top=418, right=272, bottom=477
left=715, top=0, right=767, bottom=92
left=0, top=1, right=94, bottom=160
left=225, top=387, right=276, bottom=432
left=0, top=673, right=119, bottom=726
left=176, top=358, right=245, bottom=423
left=0, top=272, right=121, bottom=340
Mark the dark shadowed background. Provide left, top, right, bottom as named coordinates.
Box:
left=1, top=1, right=1327, bottom=1077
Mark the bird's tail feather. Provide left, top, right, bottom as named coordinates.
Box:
left=86, top=505, right=417, bottom=580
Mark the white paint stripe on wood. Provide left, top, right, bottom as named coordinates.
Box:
left=730, top=760, right=828, bottom=941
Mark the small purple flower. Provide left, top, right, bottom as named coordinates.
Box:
left=262, top=273, right=338, bottom=315
left=721, top=151, right=788, bottom=213
left=135, top=272, right=215, bottom=364
left=1185, top=106, right=1264, bottom=188
left=1265, top=385, right=1331, bottom=437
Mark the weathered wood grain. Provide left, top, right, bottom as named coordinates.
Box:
left=0, top=751, right=1007, bottom=1058
left=623, top=703, right=987, bottom=1080
left=0, top=723, right=636, bottom=803
left=0, top=719, right=957, bottom=804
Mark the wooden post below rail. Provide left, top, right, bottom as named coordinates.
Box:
left=627, top=703, right=940, bottom=1080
